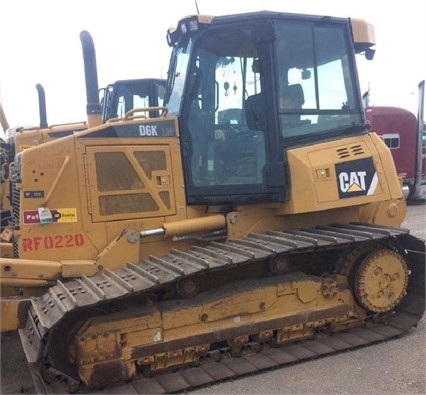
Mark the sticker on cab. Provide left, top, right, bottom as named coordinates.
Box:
left=23, top=208, right=78, bottom=224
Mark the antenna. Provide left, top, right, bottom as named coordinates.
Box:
left=195, top=0, right=200, bottom=14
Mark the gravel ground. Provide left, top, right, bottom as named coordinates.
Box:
left=1, top=202, right=425, bottom=395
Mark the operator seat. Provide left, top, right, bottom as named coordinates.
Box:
left=282, top=83, right=304, bottom=109
left=245, top=84, right=305, bottom=131
left=245, top=92, right=267, bottom=131
left=281, top=83, right=307, bottom=130
left=245, top=58, right=267, bottom=131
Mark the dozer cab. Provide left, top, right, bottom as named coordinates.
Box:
left=100, top=78, right=166, bottom=122
left=0, top=11, right=424, bottom=394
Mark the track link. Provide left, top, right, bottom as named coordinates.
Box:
left=19, top=222, right=425, bottom=394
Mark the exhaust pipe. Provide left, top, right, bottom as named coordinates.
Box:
left=35, top=83, right=48, bottom=128
left=79, top=30, right=102, bottom=128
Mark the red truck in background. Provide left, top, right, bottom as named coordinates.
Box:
left=364, top=80, right=425, bottom=201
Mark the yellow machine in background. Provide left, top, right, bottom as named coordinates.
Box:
left=0, top=73, right=165, bottom=248
left=0, top=11, right=424, bottom=394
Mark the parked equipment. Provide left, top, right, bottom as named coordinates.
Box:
left=1, top=12, right=424, bottom=394
left=0, top=78, right=165, bottom=238
left=2, top=78, right=166, bottom=156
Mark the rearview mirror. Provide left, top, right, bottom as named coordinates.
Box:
left=302, top=69, right=311, bottom=80
left=365, top=48, right=375, bottom=60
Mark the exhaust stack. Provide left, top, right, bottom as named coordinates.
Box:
left=80, top=31, right=102, bottom=128
left=35, top=83, right=48, bottom=128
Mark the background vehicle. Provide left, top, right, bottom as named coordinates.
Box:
left=100, top=78, right=166, bottom=122
left=0, top=12, right=424, bottom=394
left=3, top=78, right=166, bottom=156
left=364, top=81, right=425, bottom=200
left=0, top=78, right=165, bottom=239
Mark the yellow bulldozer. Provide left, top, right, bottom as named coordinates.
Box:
left=0, top=10, right=424, bottom=394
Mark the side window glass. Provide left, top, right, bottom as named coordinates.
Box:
left=383, top=133, right=400, bottom=149
left=187, top=29, right=267, bottom=187
left=276, top=22, right=362, bottom=138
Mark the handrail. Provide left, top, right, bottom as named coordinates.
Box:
left=106, top=106, right=169, bottom=123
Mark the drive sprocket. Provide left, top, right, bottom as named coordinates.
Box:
left=353, top=248, right=409, bottom=313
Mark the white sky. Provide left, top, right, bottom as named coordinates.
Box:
left=1, top=0, right=424, bottom=131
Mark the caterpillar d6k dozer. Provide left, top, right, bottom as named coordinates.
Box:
left=1, top=11, right=424, bottom=394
